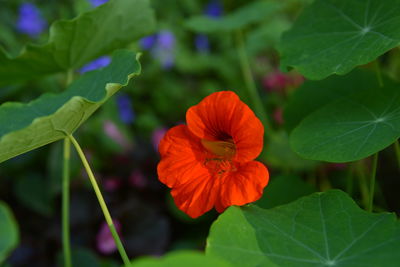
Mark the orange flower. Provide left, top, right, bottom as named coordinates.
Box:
left=157, top=91, right=269, bottom=218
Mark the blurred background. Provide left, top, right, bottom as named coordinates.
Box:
left=1, top=0, right=399, bottom=266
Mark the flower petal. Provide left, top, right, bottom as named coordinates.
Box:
left=186, top=91, right=264, bottom=162
left=215, top=161, right=269, bottom=212
left=157, top=125, right=206, bottom=188
left=171, top=171, right=220, bottom=218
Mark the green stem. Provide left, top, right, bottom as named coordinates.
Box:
left=356, top=160, right=369, bottom=209
left=62, top=138, right=72, bottom=267
left=374, top=61, right=383, bottom=87
left=345, top=163, right=354, bottom=196
left=394, top=140, right=400, bottom=171
left=235, top=30, right=271, bottom=132
left=66, top=69, right=74, bottom=87
left=368, top=153, right=379, bottom=212
left=68, top=135, right=131, bottom=266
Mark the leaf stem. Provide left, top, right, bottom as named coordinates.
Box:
left=356, top=160, right=369, bottom=209
left=368, top=153, right=379, bottom=212
left=68, top=134, right=131, bottom=266
left=235, top=29, right=271, bottom=132
left=394, top=140, right=400, bottom=171
left=62, top=138, right=72, bottom=267
left=345, top=163, right=354, bottom=196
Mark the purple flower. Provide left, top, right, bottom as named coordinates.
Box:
left=141, top=31, right=176, bottom=69
left=79, top=56, right=111, bottom=73
left=204, top=0, right=223, bottom=18
left=157, top=31, right=175, bottom=50
left=116, top=93, right=135, bottom=124
left=16, top=3, right=47, bottom=37
left=88, top=0, right=108, bottom=7
left=195, top=34, right=210, bottom=53
left=139, top=35, right=157, bottom=50
left=96, top=220, right=121, bottom=254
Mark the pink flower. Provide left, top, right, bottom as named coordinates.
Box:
left=152, top=127, right=167, bottom=152
left=103, top=176, right=121, bottom=192
left=263, top=70, right=288, bottom=92
left=96, top=220, right=121, bottom=254
left=103, top=120, right=132, bottom=150
left=129, top=169, right=147, bottom=189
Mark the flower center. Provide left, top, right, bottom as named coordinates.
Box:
left=201, top=138, right=237, bottom=177
left=201, top=138, right=236, bottom=159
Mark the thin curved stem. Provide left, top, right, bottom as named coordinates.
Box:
left=62, top=138, right=72, bottom=267
left=235, top=29, right=271, bottom=132
left=68, top=134, right=131, bottom=266
left=368, top=153, right=379, bottom=212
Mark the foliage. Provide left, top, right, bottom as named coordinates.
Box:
left=0, top=0, right=400, bottom=266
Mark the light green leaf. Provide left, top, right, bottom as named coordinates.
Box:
left=0, top=50, right=141, bottom=164
left=131, top=251, right=232, bottom=267
left=207, top=190, right=400, bottom=267
left=0, top=0, right=154, bottom=86
left=279, top=0, right=400, bottom=80
left=290, top=78, right=400, bottom=162
left=0, top=202, right=19, bottom=263
left=185, top=1, right=281, bottom=33
left=284, top=70, right=379, bottom=133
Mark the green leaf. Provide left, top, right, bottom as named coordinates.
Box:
left=256, top=174, right=316, bottom=209
left=130, top=251, right=232, bottom=267
left=207, top=190, right=400, bottom=267
left=185, top=1, right=281, bottom=33
left=14, top=174, right=53, bottom=216
left=0, top=202, right=19, bottom=263
left=0, top=0, right=154, bottom=86
left=279, top=0, right=400, bottom=80
left=0, top=50, right=141, bottom=164
left=284, top=70, right=379, bottom=133
left=290, top=78, right=400, bottom=162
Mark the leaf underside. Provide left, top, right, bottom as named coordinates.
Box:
left=0, top=50, right=141, bottom=164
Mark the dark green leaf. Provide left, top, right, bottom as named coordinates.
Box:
left=207, top=190, right=400, bottom=267
left=0, top=50, right=141, bottom=164
left=284, top=70, right=379, bottom=133
left=0, top=202, right=19, bottom=263
left=14, top=174, right=53, bottom=216
left=290, top=78, right=400, bottom=162
left=0, top=0, right=154, bottom=86
left=279, top=0, right=400, bottom=79
left=256, top=174, right=316, bottom=209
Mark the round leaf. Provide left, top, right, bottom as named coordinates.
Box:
left=131, top=251, right=232, bottom=267
left=290, top=81, right=400, bottom=162
left=207, top=190, right=400, bottom=267
left=279, top=0, right=400, bottom=80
